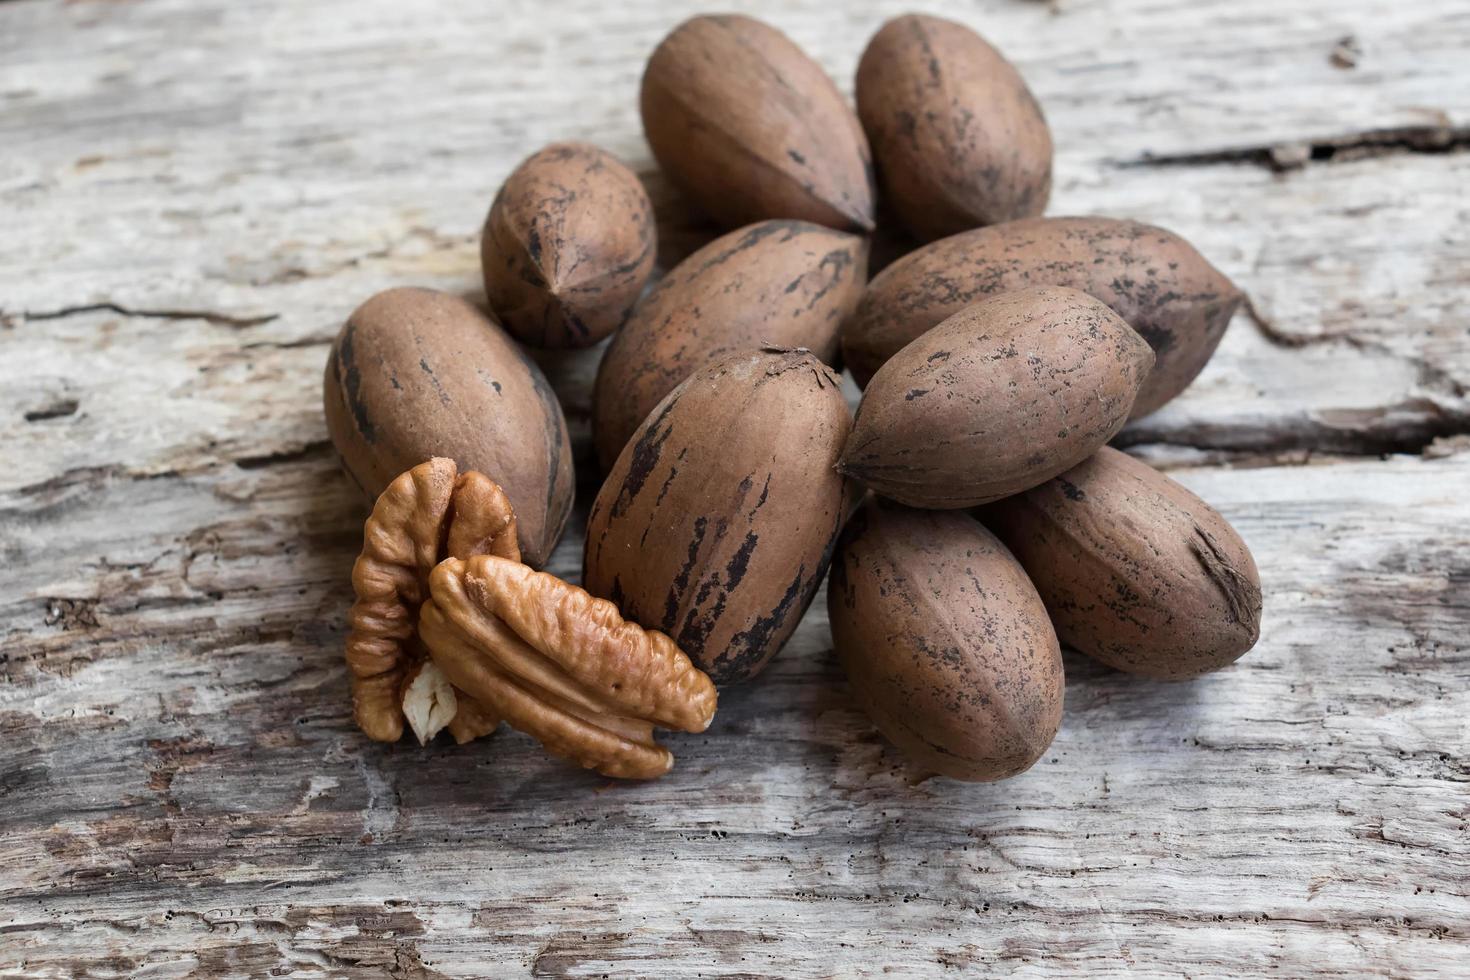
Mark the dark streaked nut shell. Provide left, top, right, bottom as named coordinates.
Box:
left=323, top=287, right=574, bottom=567
left=982, top=447, right=1262, bottom=679
left=856, top=14, right=1052, bottom=242
left=585, top=349, right=853, bottom=685
left=421, top=556, right=717, bottom=779
left=839, top=285, right=1154, bottom=508
left=842, top=216, right=1243, bottom=417
left=592, top=220, right=867, bottom=471
left=828, top=499, right=1063, bottom=781
left=481, top=142, right=655, bottom=349
left=641, top=15, right=876, bottom=232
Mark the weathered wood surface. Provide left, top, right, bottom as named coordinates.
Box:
left=1, top=0, right=1467, bottom=976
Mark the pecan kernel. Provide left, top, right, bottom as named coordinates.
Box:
left=345, top=457, right=513, bottom=743
left=420, top=556, right=718, bottom=779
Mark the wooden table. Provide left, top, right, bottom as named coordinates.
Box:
left=2, top=1, right=1466, bottom=975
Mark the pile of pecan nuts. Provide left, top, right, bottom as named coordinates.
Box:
left=325, top=14, right=1262, bottom=782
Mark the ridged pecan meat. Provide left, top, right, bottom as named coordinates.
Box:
left=345, top=457, right=517, bottom=743
left=420, top=556, right=718, bottom=779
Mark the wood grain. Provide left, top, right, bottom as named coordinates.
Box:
left=2, top=0, right=1467, bottom=976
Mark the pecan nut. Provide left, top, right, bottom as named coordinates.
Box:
left=345, top=457, right=517, bottom=743
left=420, top=556, right=718, bottom=779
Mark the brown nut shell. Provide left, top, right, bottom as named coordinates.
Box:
left=323, top=287, right=575, bottom=567
left=420, top=556, right=717, bottom=779
left=641, top=15, right=876, bottom=233
left=842, top=216, right=1243, bottom=417
left=856, top=14, right=1052, bottom=242
left=481, top=142, right=656, bottom=349
left=344, top=458, right=516, bottom=743
left=828, top=499, right=1063, bottom=781
left=982, top=447, right=1262, bottom=680
left=585, top=349, right=853, bottom=685
left=591, top=220, right=868, bottom=471
left=840, top=285, right=1154, bottom=508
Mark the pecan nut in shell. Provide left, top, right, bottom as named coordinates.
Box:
left=420, top=556, right=717, bottom=779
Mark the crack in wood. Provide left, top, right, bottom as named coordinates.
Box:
left=6, top=464, right=188, bottom=501
left=1118, top=124, right=1470, bottom=172
left=5, top=441, right=335, bottom=500
left=1118, top=406, right=1470, bottom=459
left=1100, top=294, right=1470, bottom=459
left=23, top=399, right=79, bottom=423
left=233, top=439, right=333, bottom=471
left=240, top=336, right=334, bottom=350
left=1241, top=295, right=1469, bottom=399
left=15, top=303, right=278, bottom=329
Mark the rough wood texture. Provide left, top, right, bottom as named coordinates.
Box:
left=1, top=0, right=1467, bottom=976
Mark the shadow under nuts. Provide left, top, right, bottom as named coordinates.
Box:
left=421, top=556, right=717, bottom=779
left=641, top=14, right=876, bottom=233
left=857, top=14, right=1052, bottom=242
left=592, top=220, right=868, bottom=471
left=982, top=447, right=1262, bottom=680
left=585, top=349, right=853, bottom=685
left=323, top=287, right=575, bottom=568
left=842, top=216, right=1243, bottom=418
left=345, top=457, right=518, bottom=745
left=480, top=142, right=655, bottom=349
left=839, top=285, right=1154, bottom=508
left=828, top=499, right=1064, bottom=782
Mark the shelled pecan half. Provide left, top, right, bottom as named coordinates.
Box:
left=345, top=457, right=518, bottom=743
left=420, top=556, right=718, bottom=779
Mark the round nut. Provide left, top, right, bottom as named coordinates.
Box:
left=839, top=285, right=1154, bottom=508
left=323, top=287, right=574, bottom=567
left=828, top=499, right=1064, bottom=781
left=481, top=142, right=656, bottom=349
left=982, top=447, right=1262, bottom=679
left=842, top=216, right=1243, bottom=417
left=856, top=14, right=1052, bottom=241
left=641, top=15, right=876, bottom=232
left=591, top=220, right=867, bottom=471
left=585, top=348, right=853, bottom=685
